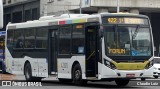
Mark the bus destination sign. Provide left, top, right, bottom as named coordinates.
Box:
left=103, top=17, right=148, bottom=25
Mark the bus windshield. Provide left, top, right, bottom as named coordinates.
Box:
left=104, top=26, right=152, bottom=57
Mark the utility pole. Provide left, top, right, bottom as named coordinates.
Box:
left=80, top=0, right=82, bottom=14
left=117, top=0, right=120, bottom=13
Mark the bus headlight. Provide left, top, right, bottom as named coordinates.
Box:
left=145, top=60, right=154, bottom=69
left=154, top=67, right=158, bottom=70
left=104, top=59, right=116, bottom=70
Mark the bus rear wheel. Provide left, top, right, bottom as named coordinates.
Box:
left=58, top=78, right=72, bottom=83
left=24, top=63, right=42, bottom=81
left=24, top=63, right=32, bottom=81
left=154, top=76, right=158, bottom=79
left=72, top=64, right=87, bottom=86
left=115, top=79, right=129, bottom=86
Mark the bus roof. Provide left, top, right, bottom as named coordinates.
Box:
left=7, top=13, right=149, bottom=30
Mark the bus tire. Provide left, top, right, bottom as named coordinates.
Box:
left=58, top=78, right=72, bottom=83
left=141, top=78, right=146, bottom=81
left=154, top=76, right=158, bottom=79
left=33, top=77, right=42, bottom=82
left=115, top=79, right=129, bottom=86
left=72, top=64, right=87, bottom=86
left=24, top=63, right=33, bottom=81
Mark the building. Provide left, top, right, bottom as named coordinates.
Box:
left=40, top=0, right=91, bottom=16
left=2, top=0, right=40, bottom=30
left=40, top=0, right=160, bottom=15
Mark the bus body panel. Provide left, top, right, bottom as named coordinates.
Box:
left=100, top=63, right=154, bottom=79
left=5, top=48, right=48, bottom=77
left=5, top=48, right=14, bottom=74
left=57, top=56, right=86, bottom=79
left=37, top=58, right=48, bottom=77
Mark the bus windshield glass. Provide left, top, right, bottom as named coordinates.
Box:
left=104, top=26, right=152, bottom=57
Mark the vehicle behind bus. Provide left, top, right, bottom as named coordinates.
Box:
left=0, top=31, right=6, bottom=73
left=0, top=0, right=3, bottom=28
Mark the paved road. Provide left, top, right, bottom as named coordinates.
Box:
left=0, top=80, right=160, bottom=89
left=0, top=72, right=160, bottom=89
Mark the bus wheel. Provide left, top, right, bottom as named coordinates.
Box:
left=24, top=63, right=32, bottom=81
left=141, top=78, right=146, bottom=81
left=33, top=77, right=42, bottom=82
left=115, top=79, right=129, bottom=86
left=154, top=76, right=158, bottom=79
left=72, top=64, right=87, bottom=86
left=58, top=78, right=72, bottom=83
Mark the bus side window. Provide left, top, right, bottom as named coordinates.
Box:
left=16, top=39, right=24, bottom=48
left=36, top=28, right=48, bottom=49
left=6, top=30, right=14, bottom=56
left=72, top=24, right=85, bottom=54
left=14, top=30, right=24, bottom=49
left=24, top=29, right=35, bottom=48
left=59, top=26, right=71, bottom=54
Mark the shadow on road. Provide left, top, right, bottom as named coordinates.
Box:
left=41, top=80, right=141, bottom=88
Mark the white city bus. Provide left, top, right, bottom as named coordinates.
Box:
left=5, top=13, right=154, bottom=86
left=0, top=0, right=3, bottom=28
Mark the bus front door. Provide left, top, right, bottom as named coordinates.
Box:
left=85, top=23, right=99, bottom=77
left=49, top=29, right=58, bottom=74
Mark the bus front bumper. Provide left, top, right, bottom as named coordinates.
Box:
left=100, top=64, right=154, bottom=79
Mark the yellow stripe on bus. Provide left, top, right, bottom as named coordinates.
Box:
left=112, top=61, right=149, bottom=70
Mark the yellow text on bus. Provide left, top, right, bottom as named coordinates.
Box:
left=109, top=48, right=126, bottom=54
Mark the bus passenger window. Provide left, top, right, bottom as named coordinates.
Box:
left=36, top=28, right=48, bottom=48
left=24, top=29, right=35, bottom=48
left=59, top=26, right=71, bottom=54
left=7, top=30, right=14, bottom=50
left=14, top=30, right=24, bottom=48
left=72, top=24, right=85, bottom=54
left=16, top=39, right=24, bottom=48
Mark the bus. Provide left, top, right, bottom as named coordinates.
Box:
left=0, top=31, right=5, bottom=73
left=5, top=13, right=154, bottom=86
left=0, top=0, right=3, bottom=28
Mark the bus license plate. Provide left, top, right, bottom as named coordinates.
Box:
left=126, top=74, right=135, bottom=78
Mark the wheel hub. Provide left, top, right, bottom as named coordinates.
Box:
left=26, top=68, right=30, bottom=79
left=75, top=70, right=81, bottom=79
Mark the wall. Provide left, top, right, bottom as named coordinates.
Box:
left=91, top=0, right=160, bottom=8
left=3, top=0, right=28, bottom=6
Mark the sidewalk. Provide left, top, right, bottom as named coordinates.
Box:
left=0, top=74, right=16, bottom=80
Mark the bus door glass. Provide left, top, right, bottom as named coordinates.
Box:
left=85, top=23, right=99, bottom=77
left=49, top=29, right=58, bottom=73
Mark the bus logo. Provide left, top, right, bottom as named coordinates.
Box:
left=109, top=48, right=126, bottom=54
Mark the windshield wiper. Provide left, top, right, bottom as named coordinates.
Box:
left=132, top=25, right=140, bottom=39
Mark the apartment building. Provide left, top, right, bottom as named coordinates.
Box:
left=2, top=0, right=40, bottom=30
